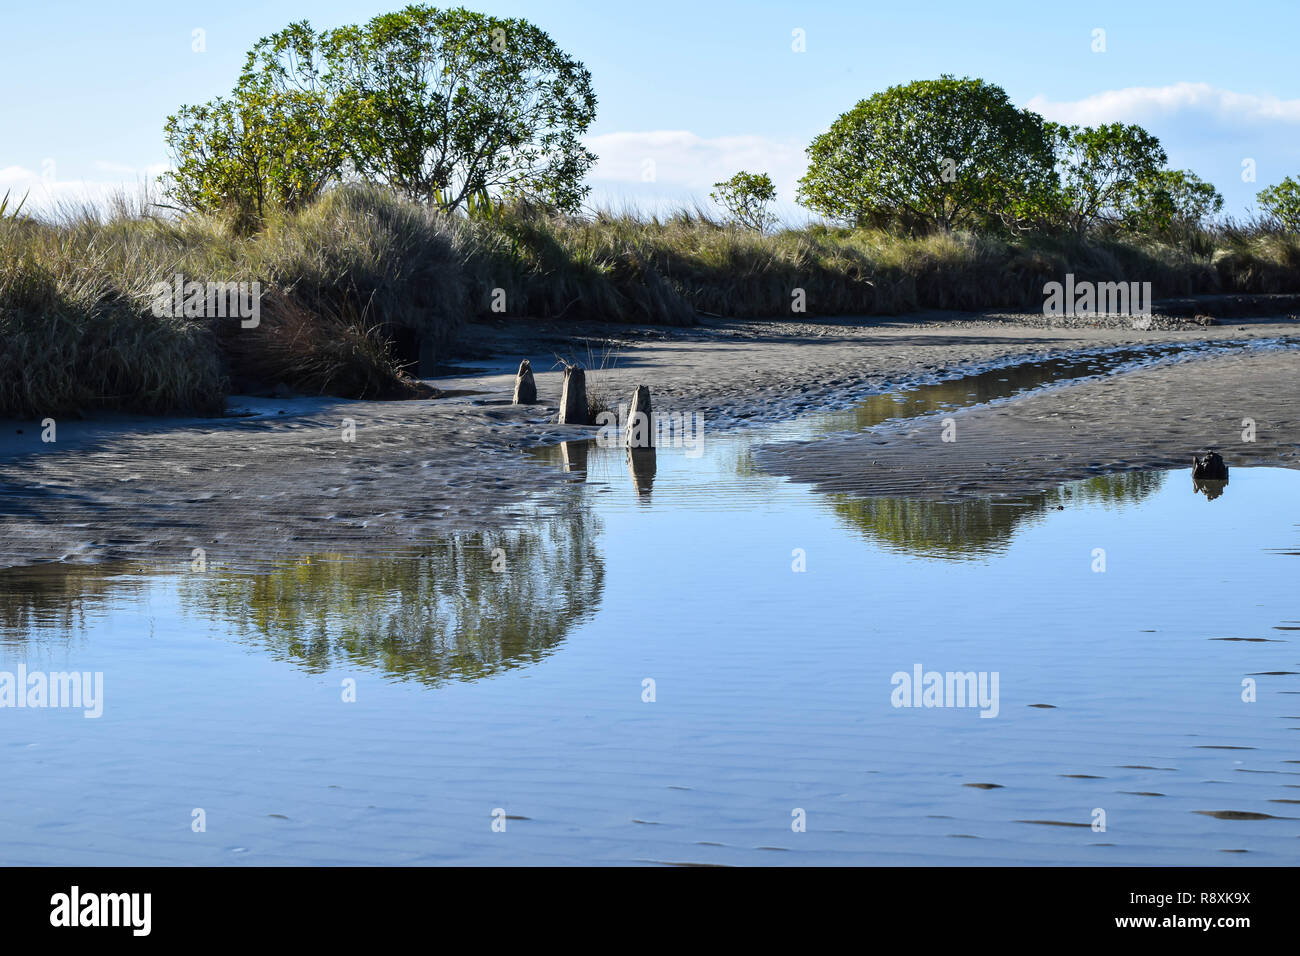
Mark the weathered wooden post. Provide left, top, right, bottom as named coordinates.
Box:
left=558, top=366, right=588, bottom=425
left=512, top=359, right=537, bottom=404
left=625, top=385, right=653, bottom=448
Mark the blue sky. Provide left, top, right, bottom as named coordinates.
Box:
left=3, top=0, right=1298, bottom=220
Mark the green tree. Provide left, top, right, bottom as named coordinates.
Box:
left=326, top=5, right=596, bottom=210
left=162, top=21, right=344, bottom=231
left=796, top=76, right=1056, bottom=233
left=162, top=6, right=598, bottom=226
left=1049, top=122, right=1168, bottom=234
left=1257, top=176, right=1300, bottom=231
left=1131, top=169, right=1224, bottom=234
left=710, top=171, right=777, bottom=231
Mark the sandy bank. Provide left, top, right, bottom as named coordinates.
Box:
left=755, top=347, right=1300, bottom=499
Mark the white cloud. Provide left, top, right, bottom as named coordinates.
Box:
left=0, top=162, right=168, bottom=216
left=1025, top=82, right=1300, bottom=128
left=0, top=165, right=38, bottom=185
left=1024, top=83, right=1300, bottom=213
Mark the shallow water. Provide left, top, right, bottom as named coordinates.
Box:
left=3, top=362, right=1300, bottom=865
left=763, top=334, right=1300, bottom=441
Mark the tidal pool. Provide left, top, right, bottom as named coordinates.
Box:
left=2, top=366, right=1299, bottom=865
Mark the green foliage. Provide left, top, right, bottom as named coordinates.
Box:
left=161, top=22, right=344, bottom=234
left=7, top=187, right=1300, bottom=418
left=710, top=171, right=777, bottom=231
left=326, top=5, right=597, bottom=210
left=796, top=76, right=1056, bottom=234
left=1049, top=122, right=1168, bottom=233
left=162, top=5, right=597, bottom=231
left=795, top=80, right=1237, bottom=244
left=1257, top=176, right=1300, bottom=231
left=1130, top=169, right=1224, bottom=239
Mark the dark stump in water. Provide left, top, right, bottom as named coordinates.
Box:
left=1192, top=451, right=1229, bottom=480
left=512, top=359, right=537, bottom=405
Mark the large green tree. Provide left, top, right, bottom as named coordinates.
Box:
left=162, top=5, right=597, bottom=228
left=325, top=6, right=597, bottom=209
left=796, top=76, right=1057, bottom=233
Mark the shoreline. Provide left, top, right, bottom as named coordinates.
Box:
left=2, top=311, right=1299, bottom=570
left=755, top=344, right=1300, bottom=501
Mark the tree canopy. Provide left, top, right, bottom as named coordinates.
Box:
left=1049, top=122, right=1167, bottom=233
left=796, top=76, right=1057, bottom=233
left=1258, top=176, right=1300, bottom=231
left=796, top=77, right=1242, bottom=239
left=163, top=5, right=597, bottom=230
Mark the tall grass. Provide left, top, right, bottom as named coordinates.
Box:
left=2, top=184, right=1299, bottom=418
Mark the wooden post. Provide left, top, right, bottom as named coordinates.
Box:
left=625, top=385, right=653, bottom=448
left=512, top=359, right=537, bottom=404
left=558, top=366, right=588, bottom=425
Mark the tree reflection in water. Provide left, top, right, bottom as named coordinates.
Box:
left=830, top=470, right=1167, bottom=560
left=179, top=500, right=605, bottom=685
left=0, top=500, right=604, bottom=687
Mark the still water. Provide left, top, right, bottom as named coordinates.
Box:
left=2, top=357, right=1298, bottom=865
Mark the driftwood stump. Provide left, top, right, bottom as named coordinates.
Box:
left=625, top=385, right=653, bottom=448
left=512, top=359, right=537, bottom=405
left=558, top=366, right=588, bottom=425
left=1192, top=451, right=1228, bottom=480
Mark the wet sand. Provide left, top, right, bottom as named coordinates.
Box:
left=757, top=347, right=1300, bottom=499
left=1, top=310, right=1298, bottom=569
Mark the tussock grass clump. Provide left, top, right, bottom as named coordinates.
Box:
left=460, top=203, right=698, bottom=325
left=0, top=186, right=460, bottom=417
left=253, top=186, right=470, bottom=365
left=1211, top=229, right=1300, bottom=293
left=0, top=227, right=226, bottom=418
left=214, top=292, right=406, bottom=399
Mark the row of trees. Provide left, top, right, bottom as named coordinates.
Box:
left=792, top=75, right=1240, bottom=237
left=163, top=10, right=1297, bottom=239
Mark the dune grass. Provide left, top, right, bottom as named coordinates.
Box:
left=2, top=184, right=1298, bottom=418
